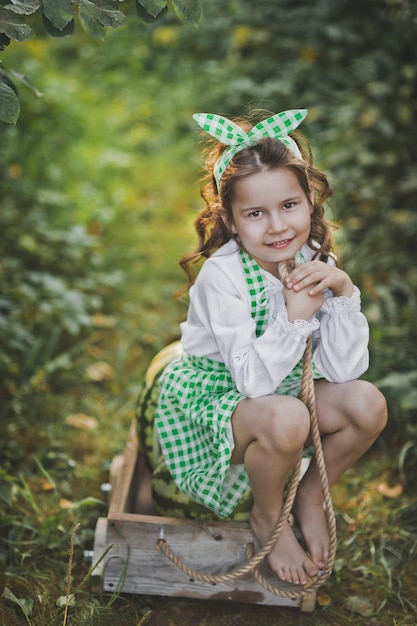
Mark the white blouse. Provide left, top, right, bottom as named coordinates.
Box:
left=181, top=239, right=369, bottom=398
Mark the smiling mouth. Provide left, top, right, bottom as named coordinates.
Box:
left=266, top=238, right=293, bottom=248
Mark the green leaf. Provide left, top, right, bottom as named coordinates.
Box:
left=2, top=587, right=33, bottom=621
left=42, top=14, right=75, bottom=37
left=78, top=0, right=106, bottom=39
left=0, top=78, right=20, bottom=124
left=56, top=594, right=75, bottom=608
left=8, top=68, right=43, bottom=97
left=171, top=0, right=201, bottom=25
left=78, top=0, right=126, bottom=40
left=0, top=7, right=33, bottom=41
left=8, top=0, right=40, bottom=15
left=95, top=0, right=127, bottom=28
left=42, top=0, right=74, bottom=30
left=138, top=0, right=167, bottom=18
left=136, top=2, right=155, bottom=23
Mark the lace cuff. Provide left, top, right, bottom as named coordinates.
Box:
left=322, top=285, right=361, bottom=315
left=229, top=307, right=319, bottom=366
left=275, top=306, right=320, bottom=337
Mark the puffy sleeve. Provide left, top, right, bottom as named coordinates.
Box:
left=312, top=286, right=369, bottom=382
left=187, top=261, right=319, bottom=398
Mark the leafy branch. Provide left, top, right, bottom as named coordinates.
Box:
left=0, top=0, right=203, bottom=124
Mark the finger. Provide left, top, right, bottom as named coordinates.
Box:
left=288, top=271, right=325, bottom=292
left=287, top=263, right=320, bottom=285
left=307, top=282, right=326, bottom=296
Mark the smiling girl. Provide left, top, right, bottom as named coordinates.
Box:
left=155, top=109, right=387, bottom=586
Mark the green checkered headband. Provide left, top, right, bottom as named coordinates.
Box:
left=193, top=109, right=308, bottom=190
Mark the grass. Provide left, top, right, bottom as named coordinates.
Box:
left=1, top=247, right=416, bottom=625
left=1, top=445, right=416, bottom=625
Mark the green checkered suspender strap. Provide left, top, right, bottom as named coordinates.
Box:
left=193, top=109, right=307, bottom=189
left=239, top=248, right=270, bottom=337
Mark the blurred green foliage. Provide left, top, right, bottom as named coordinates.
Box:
left=0, top=0, right=202, bottom=123
left=0, top=2, right=417, bottom=622
left=1, top=0, right=416, bottom=451
left=0, top=116, right=121, bottom=402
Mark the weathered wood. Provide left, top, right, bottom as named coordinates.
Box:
left=92, top=422, right=317, bottom=612
left=107, top=421, right=141, bottom=518
left=97, top=516, right=315, bottom=607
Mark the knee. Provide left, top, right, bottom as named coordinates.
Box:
left=353, top=381, right=388, bottom=437
left=260, top=396, right=311, bottom=454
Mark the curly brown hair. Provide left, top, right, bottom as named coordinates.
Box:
left=180, top=111, right=338, bottom=289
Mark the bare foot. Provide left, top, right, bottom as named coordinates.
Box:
left=292, top=488, right=329, bottom=570
left=250, top=506, right=319, bottom=585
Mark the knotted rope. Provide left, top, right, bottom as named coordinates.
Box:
left=157, top=261, right=337, bottom=598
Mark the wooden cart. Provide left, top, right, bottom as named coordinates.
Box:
left=91, top=420, right=317, bottom=612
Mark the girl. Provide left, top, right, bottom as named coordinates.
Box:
left=155, top=109, right=387, bottom=586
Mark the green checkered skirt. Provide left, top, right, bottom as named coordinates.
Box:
left=156, top=353, right=249, bottom=518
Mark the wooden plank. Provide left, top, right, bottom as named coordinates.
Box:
left=300, top=590, right=317, bottom=612
left=91, top=517, right=108, bottom=579
left=98, top=517, right=315, bottom=609
left=108, top=421, right=139, bottom=518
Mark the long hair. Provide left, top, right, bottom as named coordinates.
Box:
left=180, top=111, right=338, bottom=290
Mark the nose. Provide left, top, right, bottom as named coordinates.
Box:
left=267, top=211, right=286, bottom=233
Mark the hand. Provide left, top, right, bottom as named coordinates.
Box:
left=283, top=284, right=324, bottom=323
left=284, top=260, right=354, bottom=298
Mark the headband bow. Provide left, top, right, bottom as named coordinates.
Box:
left=193, top=109, right=308, bottom=189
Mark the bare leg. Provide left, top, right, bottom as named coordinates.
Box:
left=230, top=394, right=319, bottom=585
left=293, top=379, right=388, bottom=569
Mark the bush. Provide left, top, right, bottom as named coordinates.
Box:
left=0, top=120, right=122, bottom=408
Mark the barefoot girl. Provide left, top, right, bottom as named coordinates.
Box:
left=155, top=109, right=387, bottom=586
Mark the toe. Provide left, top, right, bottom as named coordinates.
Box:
left=282, top=566, right=292, bottom=583
left=277, top=567, right=286, bottom=582
left=305, top=559, right=319, bottom=579
left=292, top=567, right=304, bottom=586
left=310, top=548, right=326, bottom=571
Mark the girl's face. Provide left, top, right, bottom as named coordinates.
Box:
left=229, top=167, right=313, bottom=277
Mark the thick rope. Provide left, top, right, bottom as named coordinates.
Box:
left=157, top=260, right=337, bottom=597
